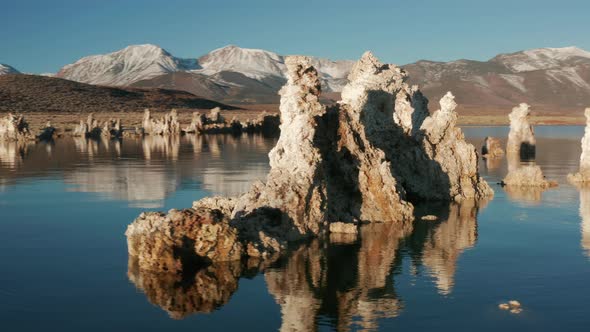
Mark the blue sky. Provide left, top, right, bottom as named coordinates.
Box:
left=1, top=0, right=588, bottom=73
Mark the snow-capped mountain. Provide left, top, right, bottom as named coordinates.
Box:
left=404, top=46, right=590, bottom=110
left=56, top=44, right=355, bottom=94
left=491, top=46, right=590, bottom=72
left=196, top=45, right=286, bottom=80
left=0, top=64, right=20, bottom=75
left=56, top=44, right=199, bottom=86
left=54, top=44, right=590, bottom=109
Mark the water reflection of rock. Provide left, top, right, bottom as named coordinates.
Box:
left=65, top=165, right=178, bottom=208
left=575, top=185, right=590, bottom=258
left=127, top=201, right=483, bottom=329
left=0, top=139, right=36, bottom=168
left=410, top=202, right=481, bottom=295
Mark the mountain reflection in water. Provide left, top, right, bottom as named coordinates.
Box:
left=127, top=200, right=484, bottom=330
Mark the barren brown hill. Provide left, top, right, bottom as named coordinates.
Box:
left=0, top=74, right=238, bottom=113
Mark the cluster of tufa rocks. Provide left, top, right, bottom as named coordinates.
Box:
left=73, top=114, right=122, bottom=138
left=0, top=113, right=55, bottom=141
left=126, top=52, right=493, bottom=273
left=141, top=109, right=181, bottom=135
left=183, top=107, right=280, bottom=136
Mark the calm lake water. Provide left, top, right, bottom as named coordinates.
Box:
left=1, top=127, right=589, bottom=331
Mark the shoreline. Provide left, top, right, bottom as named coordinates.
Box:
left=1, top=109, right=586, bottom=134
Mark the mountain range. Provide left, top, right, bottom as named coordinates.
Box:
left=2, top=44, right=590, bottom=112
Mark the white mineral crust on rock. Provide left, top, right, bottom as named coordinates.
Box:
left=503, top=103, right=555, bottom=187
left=0, top=113, right=34, bottom=141
left=507, top=103, right=536, bottom=159
left=568, top=108, right=590, bottom=183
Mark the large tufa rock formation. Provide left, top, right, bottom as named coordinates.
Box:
left=142, top=109, right=181, bottom=135
left=126, top=52, right=493, bottom=271
left=506, top=103, right=536, bottom=160
left=568, top=108, right=590, bottom=183
left=0, top=113, right=34, bottom=141
left=502, top=103, right=555, bottom=188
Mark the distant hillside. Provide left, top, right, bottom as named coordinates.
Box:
left=0, top=74, right=237, bottom=113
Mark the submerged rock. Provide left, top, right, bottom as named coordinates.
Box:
left=568, top=108, right=590, bottom=183
left=481, top=136, right=504, bottom=158
left=126, top=52, right=493, bottom=270
left=0, top=113, right=34, bottom=141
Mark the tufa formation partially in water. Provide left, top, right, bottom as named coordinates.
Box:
left=568, top=108, right=590, bottom=183
left=502, top=103, right=555, bottom=188
left=126, top=52, right=493, bottom=271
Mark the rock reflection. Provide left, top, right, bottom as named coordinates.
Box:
left=65, top=165, right=178, bottom=208
left=576, top=185, right=590, bottom=258
left=126, top=201, right=483, bottom=330
left=0, top=139, right=35, bottom=168
left=410, top=202, right=482, bottom=295
left=142, top=135, right=180, bottom=161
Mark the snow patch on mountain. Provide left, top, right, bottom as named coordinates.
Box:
left=0, top=64, right=19, bottom=75
left=499, top=74, right=527, bottom=92
left=56, top=44, right=199, bottom=86
left=493, top=46, right=590, bottom=73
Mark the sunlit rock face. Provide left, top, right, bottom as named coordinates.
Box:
left=231, top=56, right=330, bottom=247
left=417, top=92, right=493, bottom=201
left=506, top=103, right=536, bottom=160
left=568, top=108, right=590, bottom=183
left=0, top=113, right=34, bottom=141
left=126, top=52, right=493, bottom=268
left=503, top=147, right=554, bottom=188
left=331, top=52, right=414, bottom=223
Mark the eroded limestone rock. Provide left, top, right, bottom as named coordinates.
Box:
left=502, top=103, right=556, bottom=189
left=0, top=113, right=34, bottom=141
left=126, top=52, right=494, bottom=271
left=482, top=136, right=504, bottom=158
left=507, top=103, right=536, bottom=160
left=568, top=108, right=590, bottom=183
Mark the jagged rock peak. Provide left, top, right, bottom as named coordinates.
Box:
left=341, top=51, right=406, bottom=107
